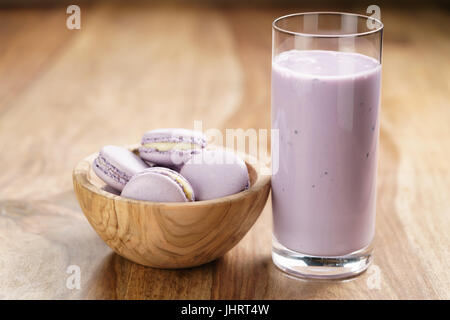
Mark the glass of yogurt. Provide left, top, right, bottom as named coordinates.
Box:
left=271, top=12, right=383, bottom=279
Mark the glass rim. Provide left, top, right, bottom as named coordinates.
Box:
left=272, top=12, right=384, bottom=38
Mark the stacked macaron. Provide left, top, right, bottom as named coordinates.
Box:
left=92, top=128, right=250, bottom=202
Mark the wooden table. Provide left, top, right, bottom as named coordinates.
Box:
left=0, top=1, right=449, bottom=299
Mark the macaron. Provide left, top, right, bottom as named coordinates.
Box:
left=139, top=128, right=207, bottom=167
left=121, top=167, right=195, bottom=202
left=179, top=149, right=250, bottom=201
left=93, top=145, right=148, bottom=191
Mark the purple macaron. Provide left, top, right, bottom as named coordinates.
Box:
left=121, top=167, right=195, bottom=202
left=139, top=128, right=207, bottom=167
left=179, top=149, right=250, bottom=201
left=93, top=145, right=148, bottom=191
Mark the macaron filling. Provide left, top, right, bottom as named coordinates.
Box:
left=149, top=168, right=195, bottom=201
left=95, top=155, right=131, bottom=185
left=141, top=134, right=206, bottom=153
left=142, top=142, right=203, bottom=152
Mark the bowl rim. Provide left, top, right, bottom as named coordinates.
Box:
left=73, top=145, right=271, bottom=207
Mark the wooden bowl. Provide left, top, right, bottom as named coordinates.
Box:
left=73, top=146, right=271, bottom=269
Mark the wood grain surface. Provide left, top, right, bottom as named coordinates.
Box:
left=0, top=1, right=449, bottom=299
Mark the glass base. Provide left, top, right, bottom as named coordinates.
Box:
left=272, top=238, right=373, bottom=280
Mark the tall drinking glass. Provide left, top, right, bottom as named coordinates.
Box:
left=271, top=12, right=383, bottom=279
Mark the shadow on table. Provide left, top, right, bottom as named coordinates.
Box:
left=84, top=248, right=360, bottom=299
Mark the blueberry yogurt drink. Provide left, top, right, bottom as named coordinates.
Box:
left=271, top=12, right=383, bottom=279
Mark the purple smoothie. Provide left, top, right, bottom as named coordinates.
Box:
left=271, top=50, right=381, bottom=257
